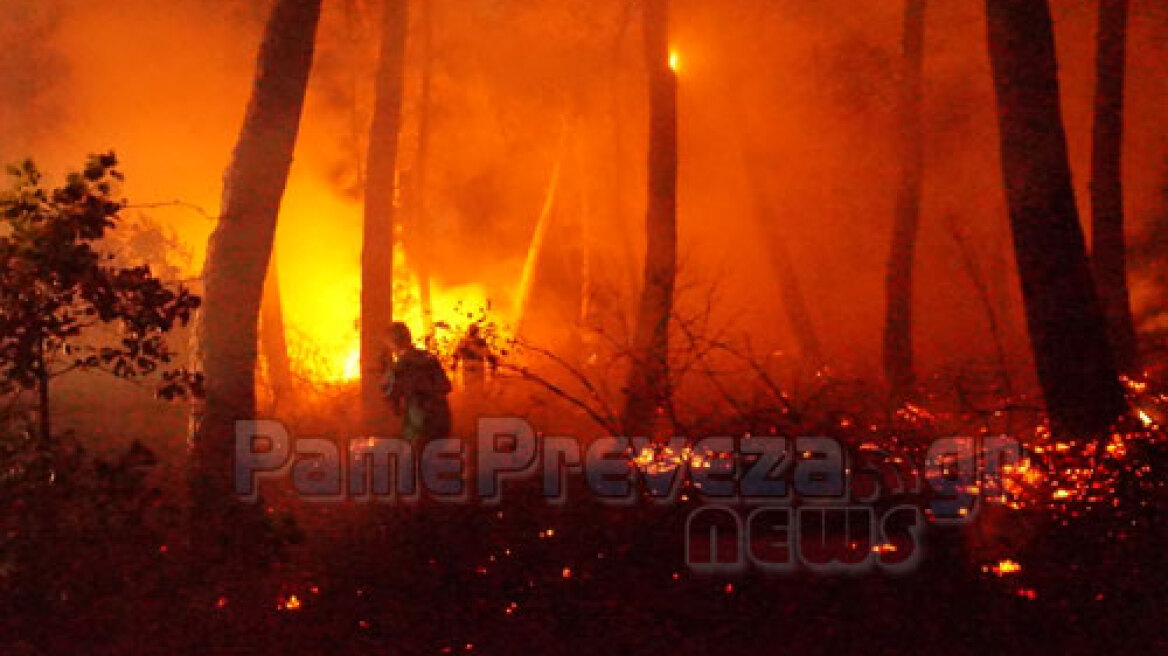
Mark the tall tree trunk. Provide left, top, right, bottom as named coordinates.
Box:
left=609, top=1, right=640, bottom=326
left=578, top=134, right=594, bottom=326
left=260, top=253, right=293, bottom=412
left=882, top=0, right=927, bottom=402
left=984, top=0, right=1127, bottom=437
left=756, top=205, right=824, bottom=369
left=622, top=0, right=677, bottom=437
left=192, top=0, right=321, bottom=500
left=412, top=0, right=436, bottom=337
left=361, top=0, right=410, bottom=430
left=1090, top=0, right=1137, bottom=373
left=736, top=129, right=824, bottom=371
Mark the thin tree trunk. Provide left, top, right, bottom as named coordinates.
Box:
left=361, top=0, right=410, bottom=430
left=984, top=0, right=1127, bottom=437
left=260, top=253, right=293, bottom=411
left=578, top=135, right=594, bottom=326
left=736, top=131, right=824, bottom=371
left=412, top=0, right=436, bottom=336
left=193, top=0, right=321, bottom=500
left=344, top=0, right=368, bottom=189
left=882, top=0, right=927, bottom=402
left=1090, top=0, right=1137, bottom=373
left=946, top=214, right=1013, bottom=398
left=760, top=210, right=824, bottom=370
left=622, top=0, right=677, bottom=437
left=609, top=1, right=639, bottom=326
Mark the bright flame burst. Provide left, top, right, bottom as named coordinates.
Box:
left=341, top=347, right=361, bottom=381
left=266, top=177, right=513, bottom=385
left=304, top=280, right=497, bottom=384
left=668, top=49, right=680, bottom=72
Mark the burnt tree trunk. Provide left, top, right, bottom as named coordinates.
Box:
left=361, top=0, right=409, bottom=430
left=610, top=1, right=640, bottom=325
left=192, top=0, right=321, bottom=501
left=984, top=0, right=1127, bottom=436
left=622, top=0, right=677, bottom=437
left=260, top=253, right=293, bottom=412
left=412, top=0, right=436, bottom=336
left=882, top=0, right=927, bottom=401
left=1090, top=0, right=1138, bottom=372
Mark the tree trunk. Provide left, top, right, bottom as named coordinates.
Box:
left=412, top=0, right=436, bottom=337
left=609, top=1, right=640, bottom=326
left=622, top=0, right=677, bottom=438
left=260, top=253, right=293, bottom=412
left=984, top=0, right=1127, bottom=437
left=578, top=135, right=595, bottom=326
left=361, top=0, right=410, bottom=431
left=737, top=131, right=824, bottom=371
left=193, top=0, right=321, bottom=500
left=1090, top=0, right=1138, bottom=373
left=882, top=0, right=927, bottom=401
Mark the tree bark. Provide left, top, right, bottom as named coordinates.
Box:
left=622, top=0, right=677, bottom=438
left=609, top=1, right=640, bottom=326
left=260, top=253, right=293, bottom=412
left=193, top=0, right=321, bottom=500
left=882, top=0, right=927, bottom=401
left=361, top=0, right=410, bottom=431
left=984, top=0, right=1127, bottom=437
left=1090, top=0, right=1137, bottom=373
left=412, top=0, right=436, bottom=337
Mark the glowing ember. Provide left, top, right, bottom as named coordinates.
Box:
left=985, top=559, right=1022, bottom=576
left=631, top=444, right=715, bottom=474
left=278, top=594, right=302, bottom=611
left=1138, top=408, right=1155, bottom=427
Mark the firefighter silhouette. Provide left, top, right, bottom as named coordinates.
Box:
left=453, top=323, right=496, bottom=393
left=380, top=321, right=452, bottom=442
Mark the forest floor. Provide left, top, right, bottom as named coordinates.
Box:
left=4, top=373, right=1168, bottom=655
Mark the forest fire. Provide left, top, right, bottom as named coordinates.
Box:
left=291, top=274, right=500, bottom=383
left=271, top=183, right=509, bottom=383
left=2, top=0, right=1167, bottom=653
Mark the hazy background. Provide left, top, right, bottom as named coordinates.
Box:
left=1, top=0, right=1165, bottom=391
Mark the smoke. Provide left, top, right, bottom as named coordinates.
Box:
left=2, top=0, right=1165, bottom=387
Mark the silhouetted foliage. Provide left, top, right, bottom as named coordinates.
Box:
left=0, top=153, right=202, bottom=438
left=0, top=405, right=178, bottom=649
